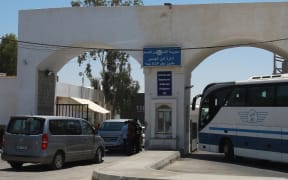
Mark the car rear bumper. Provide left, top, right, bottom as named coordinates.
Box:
left=104, top=142, right=125, bottom=150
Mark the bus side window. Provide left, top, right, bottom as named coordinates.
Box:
left=226, top=88, right=246, bottom=106
left=277, top=85, right=288, bottom=106
left=248, top=86, right=274, bottom=106
left=214, top=98, right=218, bottom=106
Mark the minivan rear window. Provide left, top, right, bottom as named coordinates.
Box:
left=100, top=122, right=125, bottom=131
left=49, top=119, right=81, bottom=135
left=7, top=117, right=45, bottom=135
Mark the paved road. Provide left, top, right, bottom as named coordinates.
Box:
left=163, top=151, right=288, bottom=179
left=2, top=150, right=288, bottom=180
left=0, top=151, right=125, bottom=180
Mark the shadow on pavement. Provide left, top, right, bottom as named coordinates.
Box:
left=0, top=149, right=133, bottom=172
left=0, top=160, right=99, bottom=172
left=184, top=152, right=288, bottom=174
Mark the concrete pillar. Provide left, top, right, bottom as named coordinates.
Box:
left=37, top=70, right=56, bottom=115
left=144, top=67, right=191, bottom=154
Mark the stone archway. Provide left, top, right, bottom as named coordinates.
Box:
left=17, top=2, right=288, bottom=154
left=185, top=38, right=288, bottom=71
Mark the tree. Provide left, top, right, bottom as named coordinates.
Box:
left=0, top=33, right=17, bottom=76
left=71, top=0, right=142, bottom=116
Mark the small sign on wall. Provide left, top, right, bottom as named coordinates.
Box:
left=143, top=47, right=181, bottom=66
left=157, top=71, right=172, bottom=96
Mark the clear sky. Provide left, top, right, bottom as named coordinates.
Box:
left=0, top=0, right=287, bottom=98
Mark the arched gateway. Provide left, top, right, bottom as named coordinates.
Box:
left=17, top=3, right=288, bottom=154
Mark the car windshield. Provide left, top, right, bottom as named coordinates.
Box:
left=100, top=122, right=125, bottom=131
left=7, top=117, right=45, bottom=135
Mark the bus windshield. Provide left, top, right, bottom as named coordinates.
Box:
left=198, top=85, right=232, bottom=130
left=199, top=98, right=210, bottom=130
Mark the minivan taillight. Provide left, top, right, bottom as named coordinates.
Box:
left=41, top=134, right=48, bottom=150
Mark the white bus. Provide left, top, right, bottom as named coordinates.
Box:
left=192, top=74, right=288, bottom=162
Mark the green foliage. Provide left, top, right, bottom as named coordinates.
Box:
left=0, top=34, right=17, bottom=76
left=78, top=49, right=140, bottom=115
left=71, top=0, right=143, bottom=116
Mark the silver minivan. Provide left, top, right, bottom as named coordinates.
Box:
left=1, top=115, right=105, bottom=170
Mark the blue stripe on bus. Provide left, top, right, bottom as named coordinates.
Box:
left=199, top=132, right=288, bottom=153
left=209, top=127, right=288, bottom=135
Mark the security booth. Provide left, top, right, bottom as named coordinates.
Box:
left=143, top=47, right=193, bottom=153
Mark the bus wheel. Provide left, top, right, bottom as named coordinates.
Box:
left=223, top=140, right=234, bottom=161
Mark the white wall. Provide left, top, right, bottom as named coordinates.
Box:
left=56, top=82, right=82, bottom=99
left=55, top=82, right=105, bottom=105
left=0, top=77, right=17, bottom=125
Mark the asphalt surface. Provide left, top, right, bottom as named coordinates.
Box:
left=0, top=150, right=126, bottom=180
left=163, top=151, right=288, bottom=179
left=2, top=149, right=288, bottom=180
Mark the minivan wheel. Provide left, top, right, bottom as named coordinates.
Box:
left=9, top=161, right=23, bottom=169
left=94, top=148, right=102, bottom=163
left=51, top=152, right=64, bottom=170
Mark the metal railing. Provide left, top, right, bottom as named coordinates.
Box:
left=56, top=104, right=89, bottom=121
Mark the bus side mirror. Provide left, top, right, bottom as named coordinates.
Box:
left=192, top=97, right=197, bottom=110
left=192, top=94, right=202, bottom=110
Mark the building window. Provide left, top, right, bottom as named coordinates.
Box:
left=156, top=105, right=172, bottom=137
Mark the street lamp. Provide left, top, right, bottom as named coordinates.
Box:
left=79, top=72, right=84, bottom=98
left=78, top=72, right=84, bottom=87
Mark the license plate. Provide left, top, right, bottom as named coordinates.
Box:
left=16, top=146, right=28, bottom=150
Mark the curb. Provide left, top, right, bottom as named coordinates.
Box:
left=149, top=151, right=180, bottom=170
left=92, top=151, right=180, bottom=180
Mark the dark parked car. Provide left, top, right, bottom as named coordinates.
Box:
left=98, top=119, right=144, bottom=153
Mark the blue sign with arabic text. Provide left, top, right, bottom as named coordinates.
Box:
left=143, top=47, right=181, bottom=66
left=157, top=71, right=172, bottom=96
